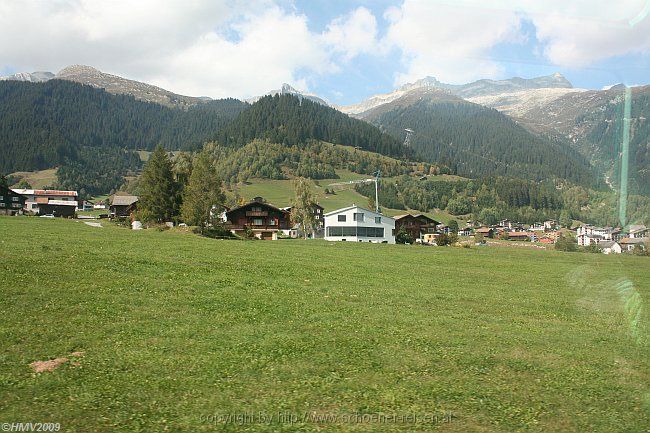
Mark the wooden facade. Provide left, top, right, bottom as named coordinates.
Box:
left=394, top=214, right=439, bottom=241
left=225, top=200, right=291, bottom=240
left=110, top=196, right=139, bottom=218
left=0, top=186, right=26, bottom=215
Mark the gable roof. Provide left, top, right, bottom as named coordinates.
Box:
left=323, top=205, right=394, bottom=221
left=225, top=200, right=289, bottom=217
left=111, top=195, right=138, bottom=206
left=393, top=213, right=438, bottom=224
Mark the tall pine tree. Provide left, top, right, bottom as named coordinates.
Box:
left=138, top=145, right=179, bottom=223
left=181, top=149, right=225, bottom=230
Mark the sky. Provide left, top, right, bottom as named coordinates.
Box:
left=1, top=0, right=649, bottom=105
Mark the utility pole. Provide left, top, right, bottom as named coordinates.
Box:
left=403, top=128, right=414, bottom=147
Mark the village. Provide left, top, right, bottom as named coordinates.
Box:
left=1, top=184, right=647, bottom=254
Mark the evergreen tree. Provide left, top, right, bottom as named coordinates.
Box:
left=559, top=209, right=572, bottom=228
left=181, top=149, right=225, bottom=230
left=396, top=227, right=414, bottom=244
left=448, top=219, right=459, bottom=233
left=138, top=145, right=180, bottom=223
left=290, top=177, right=317, bottom=239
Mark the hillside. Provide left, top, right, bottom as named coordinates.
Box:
left=469, top=85, right=650, bottom=195
left=217, top=93, right=410, bottom=159
left=362, top=92, right=597, bottom=187
left=0, top=80, right=247, bottom=194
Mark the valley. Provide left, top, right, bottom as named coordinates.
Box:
left=1, top=65, right=648, bottom=227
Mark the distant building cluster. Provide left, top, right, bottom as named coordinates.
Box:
left=576, top=224, right=648, bottom=254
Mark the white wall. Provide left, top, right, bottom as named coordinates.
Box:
left=324, top=206, right=395, bottom=244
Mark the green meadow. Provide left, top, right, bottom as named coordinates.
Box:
left=0, top=217, right=648, bottom=432
left=236, top=170, right=459, bottom=223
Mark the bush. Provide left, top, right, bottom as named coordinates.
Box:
left=197, top=225, right=235, bottom=239
left=396, top=227, right=414, bottom=244
left=555, top=234, right=578, bottom=252
left=436, top=233, right=458, bottom=246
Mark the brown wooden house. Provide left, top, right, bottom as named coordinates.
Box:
left=225, top=199, right=291, bottom=240
left=394, top=214, right=440, bottom=241
left=0, top=186, right=26, bottom=215
left=110, top=195, right=138, bottom=218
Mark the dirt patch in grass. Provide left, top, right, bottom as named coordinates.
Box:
left=30, top=351, right=85, bottom=373
left=30, top=357, right=69, bottom=373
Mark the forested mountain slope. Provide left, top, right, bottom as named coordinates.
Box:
left=470, top=85, right=650, bottom=195
left=217, top=94, right=410, bottom=159
left=0, top=80, right=247, bottom=174
left=363, top=92, right=598, bottom=187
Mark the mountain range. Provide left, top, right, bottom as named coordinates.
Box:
left=1, top=65, right=648, bottom=195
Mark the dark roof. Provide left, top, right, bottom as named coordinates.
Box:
left=394, top=213, right=439, bottom=225
left=225, top=200, right=289, bottom=217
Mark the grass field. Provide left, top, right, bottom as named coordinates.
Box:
left=1, top=217, right=648, bottom=432
left=9, top=168, right=58, bottom=189
left=236, top=170, right=459, bottom=223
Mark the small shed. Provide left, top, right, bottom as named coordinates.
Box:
left=110, top=195, right=138, bottom=218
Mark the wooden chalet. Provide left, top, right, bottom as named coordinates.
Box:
left=225, top=198, right=291, bottom=240
left=0, top=186, right=26, bottom=215
left=394, top=214, right=440, bottom=241
left=475, top=227, right=494, bottom=238
left=110, top=195, right=139, bottom=218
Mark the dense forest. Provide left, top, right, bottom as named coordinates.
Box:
left=216, top=94, right=410, bottom=159
left=366, top=99, right=599, bottom=188
left=0, top=80, right=247, bottom=174
left=355, top=176, right=650, bottom=226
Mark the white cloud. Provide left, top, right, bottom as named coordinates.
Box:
left=1, top=0, right=648, bottom=99
left=0, top=0, right=377, bottom=98
left=153, top=6, right=336, bottom=98
left=383, top=1, right=523, bottom=85
left=523, top=0, right=650, bottom=68
left=322, top=7, right=380, bottom=61
left=383, top=0, right=650, bottom=86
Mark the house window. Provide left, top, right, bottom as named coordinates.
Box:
left=12, top=202, right=21, bottom=208
left=328, top=227, right=342, bottom=236
left=338, top=215, right=346, bottom=222
left=0, top=203, right=4, bottom=208
left=0, top=196, right=3, bottom=200
left=353, top=213, right=364, bottom=222
left=252, top=218, right=264, bottom=226
left=252, top=206, right=262, bottom=212
left=12, top=196, right=19, bottom=201
left=268, top=218, right=277, bottom=226
left=375, top=216, right=381, bottom=224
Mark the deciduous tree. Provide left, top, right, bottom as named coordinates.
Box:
left=290, top=177, right=317, bottom=239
